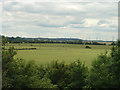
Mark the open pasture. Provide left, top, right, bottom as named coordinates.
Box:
left=6, top=43, right=111, bottom=68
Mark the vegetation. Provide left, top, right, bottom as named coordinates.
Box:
left=2, top=36, right=7, bottom=46
left=85, top=46, right=91, bottom=49
left=2, top=36, right=120, bottom=89
left=87, top=41, right=120, bottom=88
left=2, top=35, right=112, bottom=45
left=2, top=47, right=88, bottom=89
left=6, top=43, right=110, bottom=68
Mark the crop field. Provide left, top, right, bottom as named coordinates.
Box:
left=6, top=43, right=111, bottom=68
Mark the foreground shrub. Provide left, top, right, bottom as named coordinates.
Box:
left=2, top=47, right=57, bottom=88
left=88, top=41, right=120, bottom=88
left=46, top=61, right=70, bottom=88
left=45, top=60, right=88, bottom=89
left=88, top=53, right=111, bottom=88
left=68, top=60, right=88, bottom=88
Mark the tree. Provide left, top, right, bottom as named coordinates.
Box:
left=107, top=41, right=120, bottom=87
left=68, top=60, right=88, bottom=88
left=46, top=61, right=69, bottom=88
left=2, top=47, right=57, bottom=89
left=87, top=53, right=111, bottom=88
left=2, top=37, right=7, bottom=46
left=88, top=41, right=120, bottom=88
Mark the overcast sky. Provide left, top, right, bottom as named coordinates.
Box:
left=2, top=1, right=118, bottom=41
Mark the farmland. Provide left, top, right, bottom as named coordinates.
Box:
left=6, top=43, right=111, bottom=68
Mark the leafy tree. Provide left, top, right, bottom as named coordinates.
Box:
left=46, top=61, right=70, bottom=88
left=2, top=36, right=7, bottom=46
left=68, top=60, right=88, bottom=88
left=88, top=41, right=120, bottom=88
left=107, top=41, right=120, bottom=88
left=87, top=53, right=111, bottom=88
left=2, top=47, right=57, bottom=89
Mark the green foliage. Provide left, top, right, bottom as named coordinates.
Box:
left=68, top=60, right=88, bottom=88
left=2, top=41, right=120, bottom=88
left=2, top=37, right=7, bottom=46
left=2, top=47, right=57, bottom=88
left=88, top=41, right=120, bottom=88
left=107, top=45, right=120, bottom=87
left=45, top=60, right=88, bottom=89
left=88, top=54, right=111, bottom=88
left=2, top=47, right=24, bottom=88
left=46, top=61, right=70, bottom=88
left=34, top=76, right=58, bottom=88
left=85, top=46, right=91, bottom=49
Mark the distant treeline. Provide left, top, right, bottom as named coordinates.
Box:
left=2, top=35, right=116, bottom=45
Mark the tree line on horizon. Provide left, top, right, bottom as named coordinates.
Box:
left=2, top=37, right=120, bottom=89
left=1, top=35, right=116, bottom=45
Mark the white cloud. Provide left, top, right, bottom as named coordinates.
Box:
left=83, top=18, right=99, bottom=27
left=2, top=2, right=118, bottom=41
left=1, top=0, right=119, bottom=2
left=0, top=1, right=2, bottom=34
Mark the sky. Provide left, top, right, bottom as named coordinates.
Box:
left=1, top=1, right=118, bottom=41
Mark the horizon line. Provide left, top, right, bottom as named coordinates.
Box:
left=1, top=35, right=117, bottom=41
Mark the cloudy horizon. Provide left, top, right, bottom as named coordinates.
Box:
left=2, top=2, right=118, bottom=41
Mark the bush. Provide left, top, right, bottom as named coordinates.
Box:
left=2, top=47, right=57, bottom=88
left=68, top=60, right=88, bottom=88
left=46, top=61, right=70, bottom=88
left=85, top=46, right=91, bottom=49
left=45, top=60, right=88, bottom=89
left=88, top=42, right=120, bottom=88
left=87, top=53, right=111, bottom=88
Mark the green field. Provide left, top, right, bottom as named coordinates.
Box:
left=6, top=43, right=111, bottom=68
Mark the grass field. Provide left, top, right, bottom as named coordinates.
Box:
left=6, top=43, right=111, bottom=68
